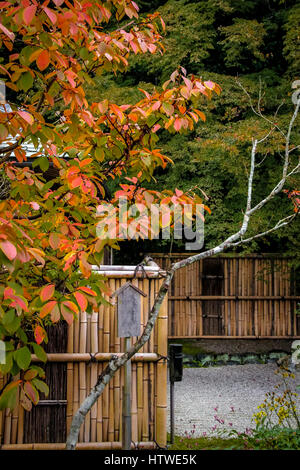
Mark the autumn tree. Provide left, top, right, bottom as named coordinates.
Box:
left=0, top=1, right=219, bottom=412
left=0, top=0, right=298, bottom=451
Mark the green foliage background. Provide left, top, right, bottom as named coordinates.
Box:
left=87, top=1, right=300, bottom=262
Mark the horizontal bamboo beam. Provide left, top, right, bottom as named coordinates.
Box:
left=168, top=295, right=300, bottom=300
left=0, top=441, right=156, bottom=450
left=150, top=253, right=293, bottom=259
left=94, top=265, right=161, bottom=271
left=168, top=335, right=300, bottom=339
left=95, top=272, right=166, bottom=278
left=31, top=353, right=161, bottom=363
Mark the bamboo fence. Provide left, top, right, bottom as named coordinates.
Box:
left=0, top=266, right=168, bottom=450
left=150, top=254, right=300, bottom=339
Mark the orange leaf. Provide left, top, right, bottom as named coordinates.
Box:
left=37, top=50, right=50, bottom=71
left=74, top=291, right=88, bottom=311
left=40, top=284, right=55, bottom=302
left=77, top=286, right=97, bottom=296
left=34, top=325, right=46, bottom=345
left=40, top=300, right=57, bottom=319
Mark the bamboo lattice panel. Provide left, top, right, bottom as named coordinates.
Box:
left=0, top=273, right=168, bottom=450
left=151, top=254, right=300, bottom=339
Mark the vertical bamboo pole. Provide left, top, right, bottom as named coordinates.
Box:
left=79, top=311, right=87, bottom=442
left=224, top=258, right=228, bottom=336
left=254, top=258, right=259, bottom=336
left=11, top=375, right=20, bottom=444
left=108, top=280, right=115, bottom=443
left=274, top=261, right=279, bottom=336
left=155, top=292, right=167, bottom=448
left=73, top=313, right=79, bottom=435
left=97, top=303, right=104, bottom=442
left=102, top=285, right=110, bottom=441
left=66, top=320, right=74, bottom=435
left=0, top=374, right=3, bottom=444
left=137, top=361, right=143, bottom=441
left=286, top=260, right=292, bottom=336
left=90, top=312, right=98, bottom=442
left=17, top=405, right=24, bottom=444
left=142, top=363, right=149, bottom=442
left=4, top=408, right=11, bottom=444
left=131, top=362, right=138, bottom=443
left=114, top=279, right=121, bottom=442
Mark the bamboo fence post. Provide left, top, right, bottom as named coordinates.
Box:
left=90, top=312, right=98, bottom=442
left=155, top=293, right=167, bottom=448
left=97, top=303, right=104, bottom=443
left=66, top=320, right=74, bottom=435
left=131, top=362, right=138, bottom=443
left=113, top=280, right=121, bottom=442
left=0, top=374, right=3, bottom=444
left=108, top=279, right=115, bottom=443
left=3, top=408, right=11, bottom=444
left=11, top=375, right=19, bottom=444
left=79, top=311, right=87, bottom=442
left=137, top=361, right=143, bottom=441
left=102, top=288, right=110, bottom=441
left=17, top=404, right=24, bottom=444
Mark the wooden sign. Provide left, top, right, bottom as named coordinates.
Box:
left=112, top=282, right=147, bottom=338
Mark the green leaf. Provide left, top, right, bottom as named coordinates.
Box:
left=31, top=343, right=47, bottom=363
left=32, top=378, right=49, bottom=396
left=0, top=382, right=19, bottom=410
left=14, top=346, right=31, bottom=370
left=31, top=365, right=46, bottom=378
left=18, top=72, right=33, bottom=92
left=5, top=316, right=21, bottom=334
left=0, top=351, right=13, bottom=374
left=2, top=309, right=15, bottom=326
left=32, top=156, right=49, bottom=172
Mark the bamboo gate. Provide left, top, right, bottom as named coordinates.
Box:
left=150, top=254, right=300, bottom=339
left=0, top=266, right=168, bottom=450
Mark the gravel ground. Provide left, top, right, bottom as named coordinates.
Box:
left=167, top=363, right=300, bottom=437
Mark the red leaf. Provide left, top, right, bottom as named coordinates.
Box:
left=174, top=118, right=181, bottom=132
left=34, top=325, right=46, bottom=345
left=0, top=240, right=17, bottom=260
left=24, top=381, right=39, bottom=405
left=40, top=284, right=55, bottom=302
left=43, top=7, right=57, bottom=24
left=17, top=110, right=34, bottom=125
left=60, top=302, right=76, bottom=325
left=37, top=50, right=50, bottom=71
left=23, top=5, right=37, bottom=25
left=74, top=291, right=88, bottom=311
